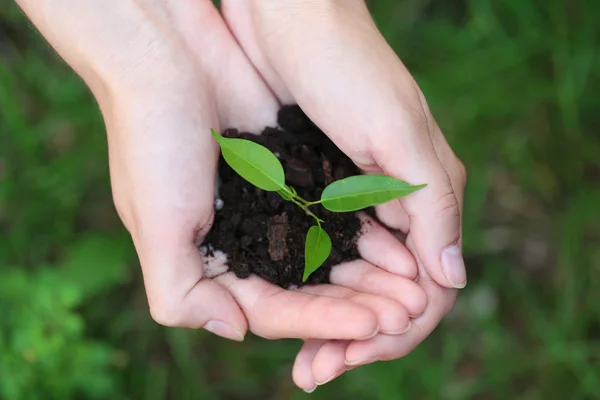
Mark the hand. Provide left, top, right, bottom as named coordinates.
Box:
left=17, top=0, right=424, bottom=344
left=221, top=0, right=467, bottom=389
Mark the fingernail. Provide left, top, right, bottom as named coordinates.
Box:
left=387, top=320, right=412, bottom=335
left=344, top=356, right=380, bottom=367
left=361, top=324, right=380, bottom=340
left=441, top=245, right=467, bottom=288
left=303, top=385, right=317, bottom=393
left=204, top=320, right=245, bottom=341
left=315, top=370, right=344, bottom=386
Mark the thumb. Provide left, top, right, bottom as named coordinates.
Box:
left=373, top=129, right=466, bottom=289
left=250, top=1, right=466, bottom=289
left=134, top=211, right=249, bottom=340
left=405, top=181, right=466, bottom=289
left=108, top=95, right=249, bottom=340
left=127, top=166, right=249, bottom=340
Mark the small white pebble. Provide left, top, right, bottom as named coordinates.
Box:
left=201, top=249, right=229, bottom=279
left=214, top=198, right=224, bottom=211
left=287, top=284, right=298, bottom=291
left=274, top=152, right=281, bottom=158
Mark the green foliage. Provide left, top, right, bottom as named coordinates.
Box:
left=277, top=189, right=292, bottom=200
left=321, top=175, right=426, bottom=212
left=303, top=225, right=333, bottom=281
left=0, top=233, right=132, bottom=399
left=212, top=130, right=423, bottom=280
left=0, top=267, right=118, bottom=399
left=211, top=129, right=285, bottom=191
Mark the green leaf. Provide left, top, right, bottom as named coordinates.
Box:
left=303, top=226, right=332, bottom=282
left=277, top=185, right=294, bottom=200
left=211, top=129, right=285, bottom=191
left=278, top=189, right=292, bottom=200
left=321, top=175, right=426, bottom=212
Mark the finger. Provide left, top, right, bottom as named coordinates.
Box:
left=173, top=0, right=279, bottom=131
left=299, top=282, right=411, bottom=335
left=344, top=252, right=457, bottom=366
left=110, top=95, right=248, bottom=340
left=373, top=200, right=410, bottom=233
left=356, top=213, right=416, bottom=279
left=429, top=121, right=467, bottom=215
left=312, top=340, right=351, bottom=386
left=213, top=273, right=379, bottom=340
left=376, top=90, right=466, bottom=290
left=330, top=260, right=427, bottom=318
left=252, top=2, right=466, bottom=290
left=293, top=340, right=326, bottom=392
left=220, top=0, right=295, bottom=104
left=359, top=172, right=410, bottom=233
left=376, top=128, right=466, bottom=291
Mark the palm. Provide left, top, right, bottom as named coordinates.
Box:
left=158, top=2, right=428, bottom=388
left=20, top=0, right=455, bottom=391
left=184, top=0, right=423, bottom=324
left=216, top=2, right=460, bottom=389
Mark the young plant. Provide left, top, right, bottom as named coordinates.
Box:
left=211, top=129, right=426, bottom=281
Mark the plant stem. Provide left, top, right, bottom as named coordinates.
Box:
left=310, top=212, right=325, bottom=225
left=288, top=196, right=306, bottom=210
left=304, top=200, right=323, bottom=207
left=289, top=197, right=324, bottom=224
left=280, top=185, right=324, bottom=224
left=292, top=194, right=312, bottom=207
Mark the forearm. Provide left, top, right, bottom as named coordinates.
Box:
left=13, top=0, right=194, bottom=102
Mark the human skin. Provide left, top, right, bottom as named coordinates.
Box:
left=15, top=0, right=466, bottom=391
left=221, top=0, right=467, bottom=390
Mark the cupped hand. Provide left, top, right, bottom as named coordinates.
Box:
left=17, top=0, right=424, bottom=345
left=221, top=0, right=467, bottom=389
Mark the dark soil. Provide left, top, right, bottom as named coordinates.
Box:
left=203, top=105, right=365, bottom=288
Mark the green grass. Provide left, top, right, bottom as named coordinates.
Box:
left=1, top=0, right=599, bottom=398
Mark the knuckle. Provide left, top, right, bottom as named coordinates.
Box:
left=435, top=190, right=461, bottom=218
left=400, top=103, right=430, bottom=135
left=149, top=299, right=185, bottom=327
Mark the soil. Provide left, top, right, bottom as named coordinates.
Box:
left=203, top=105, right=366, bottom=288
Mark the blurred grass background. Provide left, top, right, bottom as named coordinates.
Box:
left=1, top=0, right=599, bottom=399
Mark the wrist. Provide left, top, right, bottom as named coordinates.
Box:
left=16, top=0, right=198, bottom=102
left=252, top=0, right=365, bottom=13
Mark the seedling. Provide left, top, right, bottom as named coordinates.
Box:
left=211, top=129, right=426, bottom=281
